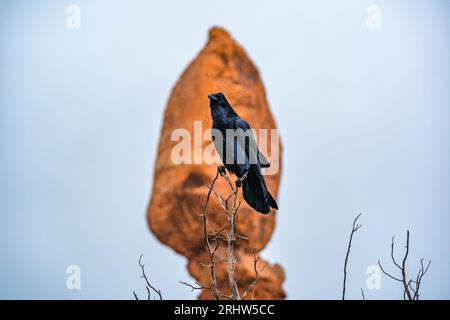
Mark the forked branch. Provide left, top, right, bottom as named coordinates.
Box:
left=180, top=167, right=260, bottom=300
left=378, top=230, right=431, bottom=300
left=133, top=254, right=162, bottom=300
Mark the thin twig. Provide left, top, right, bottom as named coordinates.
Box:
left=342, top=213, right=362, bottom=300
left=378, top=260, right=403, bottom=282
left=133, top=253, right=162, bottom=300
left=179, top=281, right=208, bottom=292
left=179, top=281, right=231, bottom=299
left=200, top=171, right=222, bottom=300
left=242, top=253, right=263, bottom=300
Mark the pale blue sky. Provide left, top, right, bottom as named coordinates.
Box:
left=0, top=0, right=449, bottom=299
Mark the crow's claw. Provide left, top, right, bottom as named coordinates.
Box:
left=217, top=166, right=226, bottom=176
left=235, top=171, right=248, bottom=188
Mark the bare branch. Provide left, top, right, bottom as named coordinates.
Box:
left=182, top=167, right=251, bottom=300
left=390, top=236, right=402, bottom=270
left=378, top=230, right=431, bottom=300
left=242, top=253, right=263, bottom=300
left=401, top=230, right=413, bottom=300
left=378, top=260, right=403, bottom=282
left=342, top=213, right=362, bottom=300
left=179, top=281, right=231, bottom=299
left=179, top=281, right=208, bottom=292
left=222, top=172, right=241, bottom=300
left=198, top=170, right=222, bottom=300
left=133, top=253, right=162, bottom=300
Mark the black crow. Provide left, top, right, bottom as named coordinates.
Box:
left=208, top=92, right=278, bottom=214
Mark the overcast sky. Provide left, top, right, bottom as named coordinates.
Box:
left=0, top=0, right=449, bottom=299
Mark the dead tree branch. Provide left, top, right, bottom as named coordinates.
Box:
left=242, top=253, right=265, bottom=300
left=133, top=253, right=162, bottom=300
left=221, top=172, right=241, bottom=300
left=342, top=213, right=362, bottom=300
left=199, top=171, right=222, bottom=300
left=180, top=167, right=260, bottom=300
left=378, top=230, right=431, bottom=300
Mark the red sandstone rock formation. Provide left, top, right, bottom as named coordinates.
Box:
left=147, top=27, right=284, bottom=299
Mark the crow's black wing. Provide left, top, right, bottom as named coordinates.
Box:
left=233, top=118, right=270, bottom=168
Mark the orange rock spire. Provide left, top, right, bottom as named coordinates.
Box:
left=147, top=27, right=285, bottom=299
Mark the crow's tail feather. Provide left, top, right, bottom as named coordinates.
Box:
left=268, top=191, right=278, bottom=210
left=242, top=167, right=278, bottom=214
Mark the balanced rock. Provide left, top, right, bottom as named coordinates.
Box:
left=147, top=27, right=285, bottom=299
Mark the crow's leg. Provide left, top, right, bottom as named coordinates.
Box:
left=217, top=165, right=226, bottom=176
left=235, top=171, right=248, bottom=188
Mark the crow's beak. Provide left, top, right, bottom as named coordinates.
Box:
left=208, top=94, right=219, bottom=102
